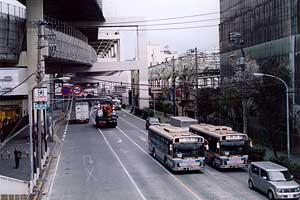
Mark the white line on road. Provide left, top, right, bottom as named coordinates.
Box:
left=92, top=119, right=147, bottom=200
left=119, top=116, right=261, bottom=200
left=115, top=126, right=203, bottom=200
left=121, top=109, right=146, bottom=122
left=119, top=116, right=147, bottom=136
left=204, top=167, right=261, bottom=200
left=47, top=120, right=69, bottom=200
left=139, top=136, right=146, bottom=142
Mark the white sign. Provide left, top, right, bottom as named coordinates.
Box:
left=34, top=87, right=48, bottom=102
left=225, top=135, right=244, bottom=141
left=179, top=137, right=202, bottom=143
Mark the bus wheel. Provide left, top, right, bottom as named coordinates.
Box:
left=211, top=159, right=216, bottom=168
left=164, top=157, right=167, bottom=166
left=152, top=148, right=156, bottom=158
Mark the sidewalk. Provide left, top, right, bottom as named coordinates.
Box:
left=0, top=109, right=63, bottom=182
left=0, top=127, right=31, bottom=181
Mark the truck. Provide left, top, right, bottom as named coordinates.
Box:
left=95, top=100, right=118, bottom=128
left=169, top=116, right=197, bottom=128
left=75, top=102, right=90, bottom=123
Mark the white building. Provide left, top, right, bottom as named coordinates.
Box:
left=147, top=44, right=178, bottom=67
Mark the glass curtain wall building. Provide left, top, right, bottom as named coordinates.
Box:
left=219, top=0, right=300, bottom=105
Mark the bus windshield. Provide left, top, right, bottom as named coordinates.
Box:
left=220, top=141, right=246, bottom=156
left=173, top=143, right=204, bottom=158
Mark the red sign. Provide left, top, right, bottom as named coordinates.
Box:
left=72, top=85, right=83, bottom=96
left=61, top=86, right=71, bottom=96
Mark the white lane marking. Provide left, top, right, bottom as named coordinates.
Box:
left=118, top=117, right=259, bottom=200
left=139, top=136, right=146, bottom=142
left=92, top=119, right=147, bottom=200
left=121, top=109, right=146, bottom=122
left=115, top=126, right=203, bottom=200
left=119, top=117, right=147, bottom=136
left=47, top=121, right=69, bottom=200
left=83, top=155, right=94, bottom=166
left=82, top=155, right=97, bottom=183
left=85, top=167, right=98, bottom=183
left=204, top=167, right=261, bottom=200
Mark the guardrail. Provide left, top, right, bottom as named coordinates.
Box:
left=0, top=175, right=29, bottom=195
left=44, top=16, right=88, bottom=43
left=0, top=1, right=26, bottom=19
left=0, top=2, right=26, bottom=63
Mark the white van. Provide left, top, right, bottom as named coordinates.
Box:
left=75, top=102, right=89, bottom=123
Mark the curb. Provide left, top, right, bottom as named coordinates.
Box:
left=30, top=118, right=66, bottom=200
left=30, top=154, right=53, bottom=200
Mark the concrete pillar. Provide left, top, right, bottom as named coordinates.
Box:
left=116, top=40, right=121, bottom=61
left=26, top=0, right=44, bottom=183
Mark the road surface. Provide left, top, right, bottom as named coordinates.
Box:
left=45, top=110, right=267, bottom=200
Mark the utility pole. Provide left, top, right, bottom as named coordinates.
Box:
left=172, top=56, right=176, bottom=116
left=229, top=32, right=247, bottom=134
left=195, top=48, right=199, bottom=122
left=241, top=47, right=247, bottom=135
left=36, top=21, right=43, bottom=169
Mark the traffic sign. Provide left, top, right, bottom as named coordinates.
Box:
left=61, top=86, right=71, bottom=96
left=34, top=102, right=48, bottom=110
left=72, top=85, right=83, bottom=96
left=34, top=87, right=48, bottom=102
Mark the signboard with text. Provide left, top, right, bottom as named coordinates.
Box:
left=34, top=87, right=48, bottom=102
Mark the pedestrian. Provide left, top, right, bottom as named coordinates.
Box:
left=14, top=148, right=22, bottom=169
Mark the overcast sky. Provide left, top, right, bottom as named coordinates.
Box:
left=104, top=0, right=220, bottom=54
left=6, top=0, right=220, bottom=54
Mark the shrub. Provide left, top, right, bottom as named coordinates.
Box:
left=142, top=108, right=154, bottom=119
left=270, top=156, right=300, bottom=181
left=248, top=146, right=266, bottom=162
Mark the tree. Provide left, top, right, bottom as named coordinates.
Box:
left=195, top=88, right=219, bottom=123
left=252, top=58, right=290, bottom=158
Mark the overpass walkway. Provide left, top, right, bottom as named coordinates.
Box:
left=0, top=1, right=97, bottom=66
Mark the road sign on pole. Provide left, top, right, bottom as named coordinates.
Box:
left=61, top=86, right=71, bottom=96
left=34, top=103, right=48, bottom=110
left=34, top=87, right=48, bottom=102
left=72, top=85, right=83, bottom=96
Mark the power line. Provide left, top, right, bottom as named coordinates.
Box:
left=115, top=24, right=219, bottom=32
left=0, top=73, right=36, bottom=97
left=128, top=18, right=221, bottom=27
left=103, top=7, right=246, bottom=25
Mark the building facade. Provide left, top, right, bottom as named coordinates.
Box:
left=219, top=0, right=300, bottom=105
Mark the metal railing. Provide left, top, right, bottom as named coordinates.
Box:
left=0, top=2, right=26, bottom=63
left=44, top=16, right=88, bottom=43
left=0, top=1, right=26, bottom=19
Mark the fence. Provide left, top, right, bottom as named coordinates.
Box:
left=0, top=2, right=26, bottom=63
left=0, top=115, right=28, bottom=143
left=44, top=16, right=88, bottom=43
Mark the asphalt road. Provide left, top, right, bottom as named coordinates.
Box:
left=46, top=110, right=267, bottom=200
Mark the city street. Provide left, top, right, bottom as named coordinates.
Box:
left=46, top=110, right=267, bottom=200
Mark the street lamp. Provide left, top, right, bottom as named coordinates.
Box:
left=253, top=73, right=290, bottom=159
left=29, top=76, right=70, bottom=184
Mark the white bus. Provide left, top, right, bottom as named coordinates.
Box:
left=148, top=124, right=207, bottom=171
left=189, top=124, right=252, bottom=169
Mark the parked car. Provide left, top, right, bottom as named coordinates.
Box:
left=249, top=161, right=300, bottom=200
left=145, top=117, right=160, bottom=130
